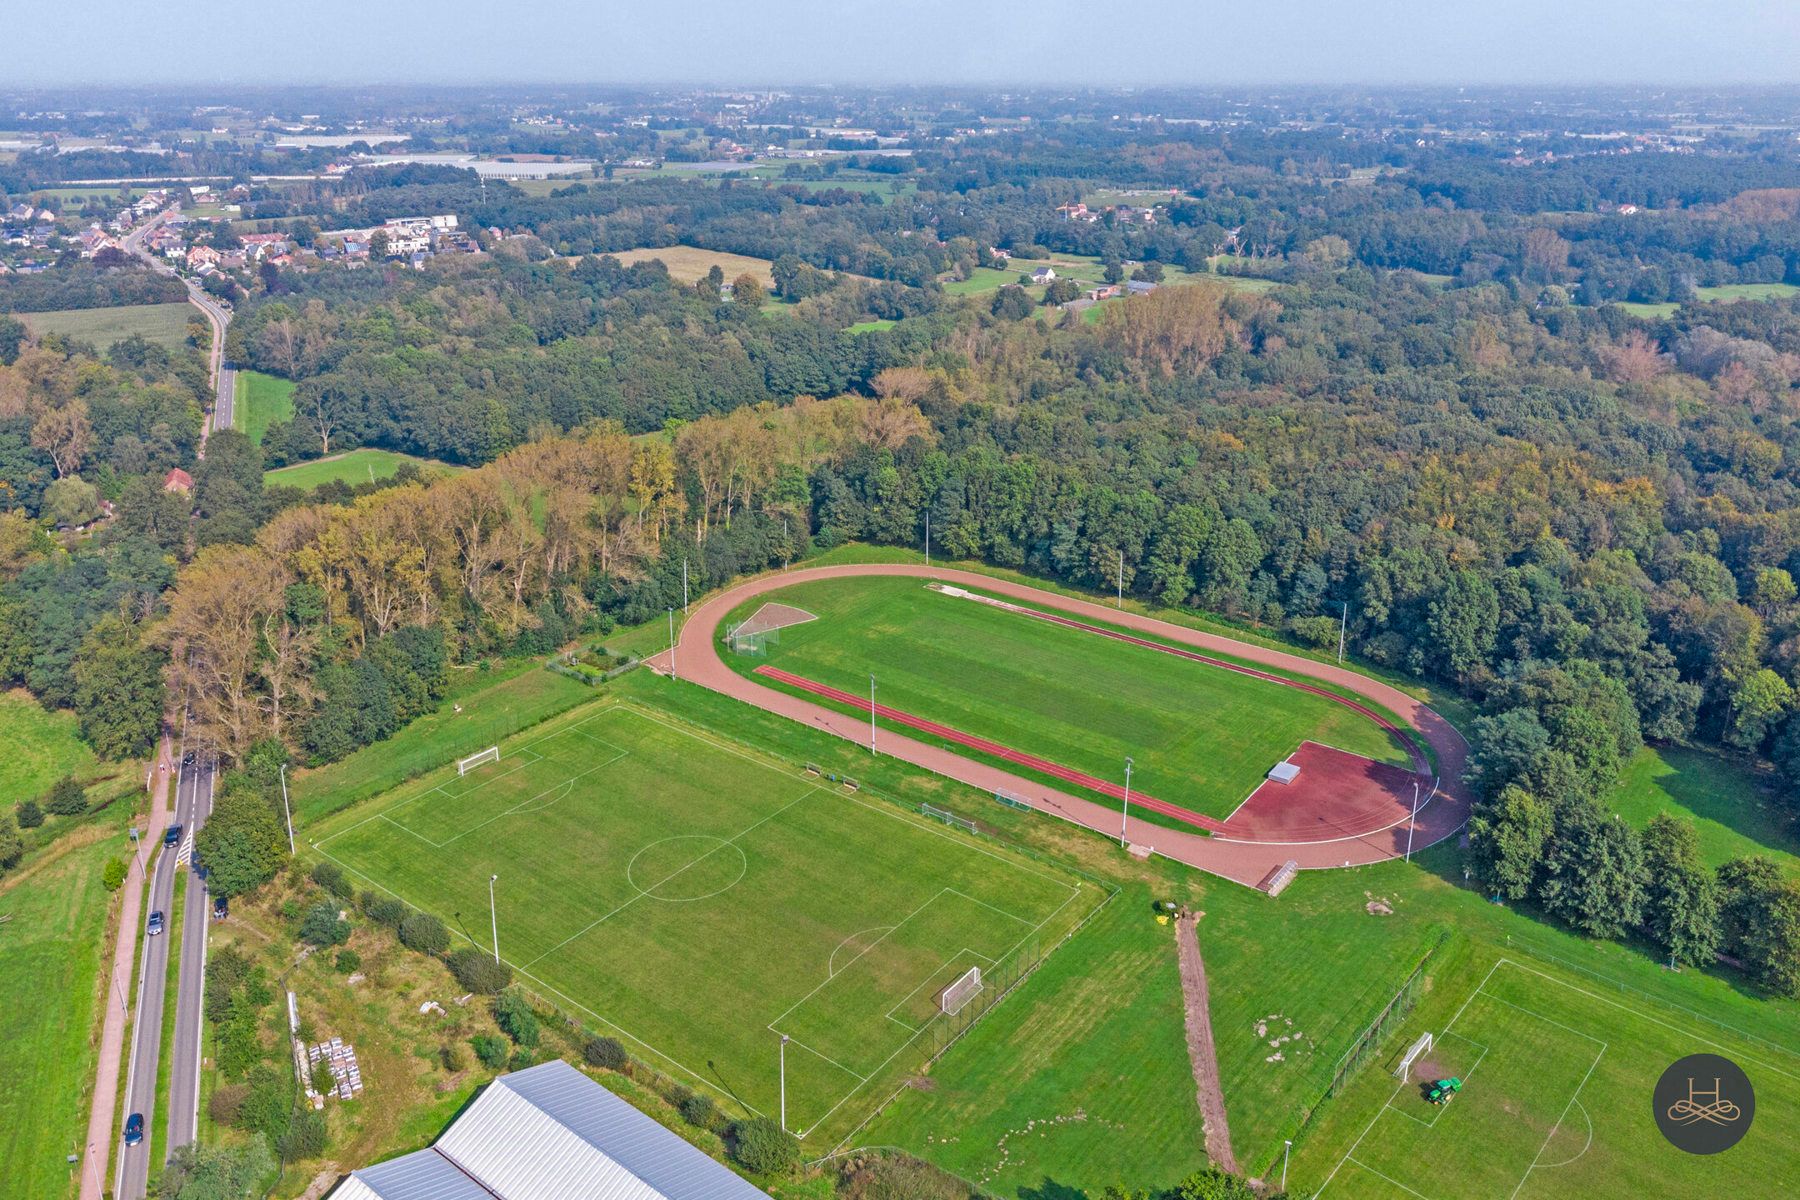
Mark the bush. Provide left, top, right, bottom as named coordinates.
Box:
left=310, top=1058, right=336, bottom=1094
left=839, top=1153, right=972, bottom=1200
left=446, top=947, right=511, bottom=994
left=679, top=1091, right=716, bottom=1129
left=508, top=1048, right=537, bottom=1072
left=732, top=1116, right=799, bottom=1174
left=334, top=949, right=361, bottom=974
left=441, top=1042, right=468, bottom=1072
left=102, top=857, right=128, bottom=891
left=45, top=775, right=87, bottom=816
left=208, top=1083, right=249, bottom=1127
left=310, top=860, right=353, bottom=898
left=297, top=900, right=351, bottom=947
left=398, top=912, right=449, bottom=956
left=278, top=1109, right=328, bottom=1160
left=363, top=893, right=409, bottom=928
left=16, top=799, right=43, bottom=828
left=582, top=1035, right=627, bottom=1070
left=492, top=990, right=540, bottom=1047
left=470, top=1034, right=509, bottom=1069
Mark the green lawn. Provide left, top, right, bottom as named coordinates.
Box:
left=0, top=835, right=118, bottom=1200
left=846, top=319, right=896, bottom=334
left=18, top=303, right=194, bottom=353
left=313, top=701, right=1098, bottom=1147
left=1693, top=282, right=1800, bottom=303
left=290, top=662, right=593, bottom=825
left=728, top=576, right=1413, bottom=822
left=1606, top=744, right=1800, bottom=874
left=264, top=448, right=458, bottom=491
left=1, top=688, right=101, bottom=802
left=233, top=370, right=295, bottom=445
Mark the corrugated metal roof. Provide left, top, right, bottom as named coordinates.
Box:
left=329, top=1060, right=770, bottom=1200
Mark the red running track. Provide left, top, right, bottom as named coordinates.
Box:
left=654, top=564, right=1473, bottom=889
left=754, top=664, right=1229, bottom=834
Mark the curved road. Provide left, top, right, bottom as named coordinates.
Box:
left=660, top=564, right=1471, bottom=889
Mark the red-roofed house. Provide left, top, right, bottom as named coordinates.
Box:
left=163, top=467, right=194, bottom=493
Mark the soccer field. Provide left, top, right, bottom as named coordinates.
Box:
left=314, top=702, right=1095, bottom=1142
left=726, top=576, right=1415, bottom=821
left=1320, top=958, right=1800, bottom=1199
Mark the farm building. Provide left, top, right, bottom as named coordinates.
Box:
left=327, top=1059, right=770, bottom=1200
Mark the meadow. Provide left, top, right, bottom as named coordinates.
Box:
left=605, top=245, right=778, bottom=287
left=726, top=575, right=1413, bottom=822
left=312, top=701, right=1098, bottom=1145
left=233, top=369, right=295, bottom=444
left=18, top=302, right=193, bottom=352
left=264, top=448, right=457, bottom=490
left=2, top=687, right=101, bottom=801
left=1606, top=744, right=1800, bottom=874
left=0, top=834, right=118, bottom=1200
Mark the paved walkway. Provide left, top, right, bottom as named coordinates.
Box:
left=79, top=733, right=172, bottom=1200
left=656, top=564, right=1471, bottom=889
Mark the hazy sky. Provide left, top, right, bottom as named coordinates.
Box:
left=20, top=0, right=1800, bottom=86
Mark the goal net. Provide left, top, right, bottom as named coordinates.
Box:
left=921, top=803, right=978, bottom=834
left=457, top=746, right=500, bottom=777
left=938, top=966, right=983, bottom=1016
left=1396, top=1032, right=1434, bottom=1082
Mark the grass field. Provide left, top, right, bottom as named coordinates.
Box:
left=264, top=448, right=457, bottom=491
left=313, top=701, right=1097, bottom=1144
left=1, top=687, right=101, bottom=802
left=1607, top=744, right=1800, bottom=874
left=606, top=245, right=777, bottom=287
left=0, top=833, right=118, bottom=1200
left=727, top=576, right=1413, bottom=822
left=291, top=663, right=592, bottom=825
left=1318, top=955, right=1800, bottom=1199
left=18, top=303, right=193, bottom=352
left=234, top=369, right=295, bottom=445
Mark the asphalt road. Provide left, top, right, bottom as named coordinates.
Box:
left=165, top=756, right=215, bottom=1157
left=115, top=750, right=213, bottom=1200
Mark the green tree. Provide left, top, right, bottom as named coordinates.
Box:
left=1466, top=785, right=1553, bottom=900
left=446, top=947, right=512, bottom=994
left=158, top=1137, right=275, bottom=1200
left=15, top=798, right=43, bottom=828
left=732, top=1116, right=799, bottom=1174
left=399, top=912, right=449, bottom=955
left=990, top=284, right=1036, bottom=320
left=44, top=775, right=86, bottom=816
left=730, top=272, right=766, bottom=306
left=492, top=989, right=540, bottom=1048
left=1726, top=668, right=1792, bottom=751
left=1171, top=1164, right=1261, bottom=1199
left=102, top=857, right=128, bottom=891
left=42, top=475, right=100, bottom=528
left=1640, top=814, right=1721, bottom=967
left=0, top=810, right=23, bottom=871
left=71, top=612, right=165, bottom=760
left=470, top=1033, right=509, bottom=1068
left=583, top=1035, right=627, bottom=1070
left=297, top=900, right=351, bottom=947
left=1426, top=570, right=1500, bottom=682
left=1537, top=802, right=1648, bottom=939
left=196, top=781, right=287, bottom=898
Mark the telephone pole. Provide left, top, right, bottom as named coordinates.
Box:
left=1338, top=601, right=1348, bottom=665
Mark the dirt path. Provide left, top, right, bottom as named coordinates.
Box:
left=1176, top=912, right=1238, bottom=1173
left=79, top=732, right=172, bottom=1200
left=653, top=563, right=1471, bottom=888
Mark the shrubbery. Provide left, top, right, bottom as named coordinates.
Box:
left=15, top=799, right=43, bottom=828
left=446, top=947, right=512, bottom=994
left=311, top=860, right=354, bottom=898
left=583, top=1035, right=627, bottom=1070
left=470, top=1034, right=509, bottom=1069
left=492, top=990, right=540, bottom=1048
left=45, top=775, right=87, bottom=816
left=297, top=900, right=351, bottom=947
left=399, top=912, right=449, bottom=955
left=732, top=1116, right=799, bottom=1174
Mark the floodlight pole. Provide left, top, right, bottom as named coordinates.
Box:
left=869, top=675, right=878, bottom=755
left=279, top=762, right=295, bottom=856
left=1120, top=757, right=1133, bottom=848
left=1404, top=780, right=1421, bottom=863
left=1338, top=601, right=1348, bottom=665
left=488, top=874, right=500, bottom=965
left=924, top=511, right=930, bottom=567
left=1282, top=1140, right=1292, bottom=1191
left=682, top=557, right=689, bottom=614
left=1116, top=551, right=1124, bottom=608
left=779, top=1033, right=790, bottom=1132
left=668, top=608, right=677, bottom=681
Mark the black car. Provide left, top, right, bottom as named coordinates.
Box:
left=163, top=823, right=182, bottom=848
left=124, top=1113, right=144, bottom=1146
left=212, top=893, right=228, bottom=921
left=147, top=910, right=165, bottom=936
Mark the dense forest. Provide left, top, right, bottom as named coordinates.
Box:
left=7, top=98, right=1800, bottom=986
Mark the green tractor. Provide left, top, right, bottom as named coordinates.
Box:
left=1426, top=1077, right=1463, bottom=1105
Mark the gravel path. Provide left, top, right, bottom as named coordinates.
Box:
left=655, top=563, right=1471, bottom=888
left=1176, top=912, right=1238, bottom=1173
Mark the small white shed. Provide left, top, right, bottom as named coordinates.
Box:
left=1267, top=761, right=1301, bottom=785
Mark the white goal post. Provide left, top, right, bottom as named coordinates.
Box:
left=457, top=746, right=500, bottom=776
left=1396, top=1032, right=1434, bottom=1082
left=938, top=966, right=983, bottom=1016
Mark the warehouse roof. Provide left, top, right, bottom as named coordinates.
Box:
left=329, top=1059, right=770, bottom=1200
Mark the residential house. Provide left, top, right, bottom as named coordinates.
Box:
left=186, top=244, right=221, bottom=270
left=1031, top=266, right=1057, bottom=285
left=163, top=467, right=194, bottom=494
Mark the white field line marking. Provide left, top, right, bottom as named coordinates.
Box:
left=829, top=926, right=895, bottom=978
left=883, top=946, right=999, bottom=1025
left=781, top=1034, right=871, bottom=1085
left=1493, top=957, right=1800, bottom=1084
left=1316, top=959, right=1504, bottom=1198
left=1382, top=1036, right=1489, bottom=1130
left=769, top=890, right=947, bottom=1030
left=1476, top=989, right=1609, bottom=1049
left=1510, top=1042, right=1606, bottom=1200
left=1532, top=1100, right=1594, bottom=1171
left=1344, top=1157, right=1438, bottom=1200
left=521, top=784, right=820, bottom=970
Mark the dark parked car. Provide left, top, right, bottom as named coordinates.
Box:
left=163, top=823, right=182, bottom=848
left=147, top=910, right=164, bottom=936
left=212, top=893, right=228, bottom=921
left=124, top=1113, right=144, bottom=1146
